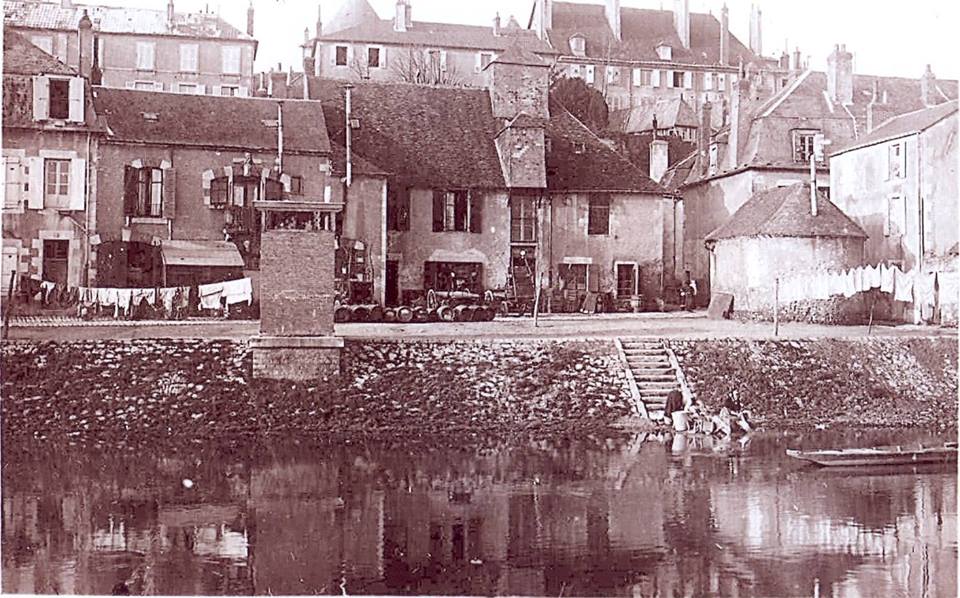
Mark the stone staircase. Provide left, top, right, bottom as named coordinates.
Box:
left=620, top=339, right=682, bottom=420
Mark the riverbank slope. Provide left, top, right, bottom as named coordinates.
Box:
left=1, top=337, right=955, bottom=446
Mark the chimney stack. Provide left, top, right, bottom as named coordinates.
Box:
left=827, top=43, right=853, bottom=105
left=316, top=3, right=322, bottom=38
left=606, top=0, right=621, bottom=41
left=649, top=138, right=669, bottom=183
left=749, top=4, right=762, bottom=56
left=246, top=0, right=254, bottom=37
left=78, top=10, right=93, bottom=79
left=394, top=0, right=411, bottom=32
left=719, top=3, right=729, bottom=65
left=537, top=0, right=553, bottom=40
left=493, top=12, right=501, bottom=36
left=167, top=0, right=174, bottom=27
left=673, top=0, right=689, bottom=49
left=921, top=64, right=937, bottom=106
left=792, top=47, right=801, bottom=72
left=778, top=51, right=789, bottom=70
left=698, top=101, right=712, bottom=175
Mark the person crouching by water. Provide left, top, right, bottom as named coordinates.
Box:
left=713, top=390, right=752, bottom=436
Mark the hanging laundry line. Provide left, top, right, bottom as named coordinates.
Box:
left=777, top=263, right=955, bottom=308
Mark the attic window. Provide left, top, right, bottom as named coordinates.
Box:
left=141, top=112, right=159, bottom=122
left=569, top=35, right=586, bottom=57
left=656, top=44, right=672, bottom=61
left=573, top=141, right=586, bottom=154
left=261, top=119, right=279, bottom=128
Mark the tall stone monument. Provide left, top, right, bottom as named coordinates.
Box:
left=250, top=201, right=344, bottom=380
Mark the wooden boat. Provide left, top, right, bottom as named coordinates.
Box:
left=786, top=443, right=958, bottom=467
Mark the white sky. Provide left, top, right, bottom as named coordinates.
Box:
left=108, top=0, right=960, bottom=79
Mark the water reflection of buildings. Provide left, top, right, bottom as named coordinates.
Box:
left=2, top=439, right=957, bottom=597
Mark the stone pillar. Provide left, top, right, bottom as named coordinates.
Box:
left=250, top=226, right=343, bottom=380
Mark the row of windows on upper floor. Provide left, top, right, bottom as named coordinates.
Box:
left=29, top=34, right=247, bottom=76
left=325, top=43, right=498, bottom=74
left=568, top=63, right=735, bottom=92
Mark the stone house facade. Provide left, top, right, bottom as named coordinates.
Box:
left=4, top=0, right=258, bottom=96
left=2, top=29, right=101, bottom=293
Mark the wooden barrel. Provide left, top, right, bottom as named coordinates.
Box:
left=453, top=305, right=474, bottom=322
left=475, top=306, right=494, bottom=322
left=383, top=308, right=397, bottom=323
left=425, top=308, right=440, bottom=322
left=349, top=305, right=370, bottom=322
left=396, top=306, right=414, bottom=323
left=413, top=307, right=430, bottom=323
left=334, top=306, right=352, bottom=323
left=437, top=305, right=455, bottom=322
left=366, top=304, right=384, bottom=322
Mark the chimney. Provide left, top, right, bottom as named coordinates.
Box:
left=78, top=10, right=93, bottom=79
left=394, top=0, right=408, bottom=32
left=792, top=47, right=801, bottom=72
left=778, top=51, right=789, bottom=70
left=719, top=3, right=729, bottom=65
left=90, top=35, right=102, bottom=85
left=749, top=4, right=762, bottom=56
left=826, top=44, right=853, bottom=105
left=536, top=0, right=552, bottom=40
left=606, top=0, right=621, bottom=41
left=650, top=139, right=669, bottom=183
left=246, top=0, right=254, bottom=37
left=673, top=0, right=689, bottom=49
left=726, top=78, right=749, bottom=170
left=316, top=3, right=323, bottom=38
left=698, top=101, right=712, bottom=175
left=921, top=64, right=936, bottom=106
left=302, top=28, right=316, bottom=74
left=493, top=12, right=501, bottom=36
left=167, top=0, right=174, bottom=27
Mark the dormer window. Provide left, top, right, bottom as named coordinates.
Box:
left=32, top=76, right=85, bottom=123
left=573, top=141, right=586, bottom=154
left=569, top=35, right=586, bottom=57
left=656, top=43, right=672, bottom=61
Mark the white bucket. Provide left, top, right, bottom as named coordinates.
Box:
left=671, top=411, right=690, bottom=432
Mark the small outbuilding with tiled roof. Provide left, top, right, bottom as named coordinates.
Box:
left=705, top=183, right=867, bottom=320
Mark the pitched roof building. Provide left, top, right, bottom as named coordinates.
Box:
left=301, top=0, right=556, bottom=87
left=4, top=0, right=258, bottom=95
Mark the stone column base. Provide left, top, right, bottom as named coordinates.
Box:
left=250, top=335, right=344, bottom=380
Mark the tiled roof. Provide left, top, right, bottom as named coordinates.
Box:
left=706, top=184, right=867, bottom=241
left=548, top=2, right=756, bottom=65
left=831, top=100, right=958, bottom=156
left=2, top=26, right=74, bottom=75
left=609, top=96, right=698, bottom=134
left=546, top=99, right=666, bottom=194
left=92, top=88, right=330, bottom=154
left=316, top=15, right=555, bottom=55
left=3, top=0, right=253, bottom=40
left=313, top=78, right=506, bottom=189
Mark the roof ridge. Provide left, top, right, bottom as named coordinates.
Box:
left=758, top=69, right=812, bottom=118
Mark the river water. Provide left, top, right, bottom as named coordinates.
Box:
left=2, top=429, right=956, bottom=597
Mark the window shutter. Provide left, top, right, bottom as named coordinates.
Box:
left=900, top=144, right=907, bottom=177
left=632, top=68, right=642, bottom=87
left=280, top=173, right=292, bottom=192
left=886, top=145, right=893, bottom=181
left=33, top=76, right=49, bottom=121
left=201, top=169, right=215, bottom=206
left=161, top=168, right=176, bottom=219
left=440, top=50, right=448, bottom=71
left=328, top=45, right=335, bottom=65
left=651, top=69, right=660, bottom=88
left=238, top=86, right=249, bottom=97
left=3, top=158, right=22, bottom=210
left=123, top=165, right=137, bottom=215
left=469, top=192, right=482, bottom=233
left=704, top=72, right=714, bottom=90
left=68, top=77, right=84, bottom=123
left=212, top=85, right=222, bottom=96
left=666, top=70, right=674, bottom=87
left=683, top=71, right=693, bottom=89
left=475, top=52, right=482, bottom=73
left=432, top=190, right=444, bottom=232
left=68, top=158, right=86, bottom=211
left=26, top=157, right=44, bottom=209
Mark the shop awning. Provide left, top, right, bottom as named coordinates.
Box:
left=160, top=240, right=245, bottom=268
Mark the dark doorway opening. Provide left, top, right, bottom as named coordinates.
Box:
left=385, top=260, right=400, bottom=306
left=42, top=240, right=69, bottom=287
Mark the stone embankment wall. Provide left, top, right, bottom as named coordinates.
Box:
left=669, top=338, right=958, bottom=430
left=0, top=339, right=632, bottom=445
left=2, top=337, right=956, bottom=446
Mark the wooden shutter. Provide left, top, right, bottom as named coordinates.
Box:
left=399, top=187, right=410, bottom=231
left=588, top=263, right=600, bottom=293
left=432, top=190, right=444, bottom=232
left=666, top=70, right=674, bottom=87
left=123, top=166, right=138, bottom=216
left=68, top=158, right=86, bottom=211
left=651, top=69, right=661, bottom=88
left=440, top=50, right=448, bottom=71
left=469, top=192, right=482, bottom=233
left=162, top=168, right=176, bottom=219
left=900, top=144, right=907, bottom=177
left=68, top=77, right=84, bottom=123
left=683, top=71, right=693, bottom=89
left=33, top=76, right=49, bottom=121
left=474, top=52, right=482, bottom=73
left=27, top=157, right=44, bottom=209
left=201, top=169, right=215, bottom=205
left=280, top=173, right=292, bottom=192
left=3, top=158, right=22, bottom=210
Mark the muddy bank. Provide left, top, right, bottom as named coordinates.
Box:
left=670, top=338, right=958, bottom=430
left=0, top=339, right=632, bottom=446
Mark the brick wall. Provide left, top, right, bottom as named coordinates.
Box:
left=259, top=230, right=335, bottom=336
